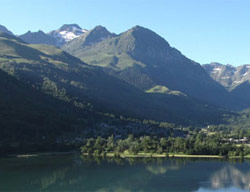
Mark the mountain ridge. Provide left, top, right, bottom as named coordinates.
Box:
left=48, top=24, right=87, bottom=46
left=203, top=62, right=250, bottom=108
left=203, top=62, right=250, bottom=89
left=0, top=25, right=13, bottom=35
left=63, top=25, right=244, bottom=110
left=62, top=25, right=116, bottom=52
left=19, top=30, right=57, bottom=45
left=17, top=24, right=88, bottom=47
left=2, top=23, right=248, bottom=110
left=0, top=32, right=227, bottom=125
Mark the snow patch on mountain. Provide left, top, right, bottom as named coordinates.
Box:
left=48, top=24, right=88, bottom=46
left=213, top=68, right=222, bottom=71
left=58, top=29, right=87, bottom=42
left=243, top=72, right=249, bottom=76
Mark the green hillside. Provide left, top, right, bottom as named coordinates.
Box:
left=0, top=32, right=227, bottom=126
left=0, top=68, right=93, bottom=153
left=63, top=26, right=246, bottom=110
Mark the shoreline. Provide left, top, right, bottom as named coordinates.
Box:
left=81, top=152, right=250, bottom=159
left=2, top=151, right=250, bottom=159
left=7, top=151, right=77, bottom=158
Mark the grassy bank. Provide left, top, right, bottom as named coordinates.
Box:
left=82, top=152, right=227, bottom=158
left=82, top=152, right=250, bottom=159
left=12, top=151, right=76, bottom=158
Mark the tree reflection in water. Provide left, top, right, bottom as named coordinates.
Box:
left=1, top=154, right=250, bottom=192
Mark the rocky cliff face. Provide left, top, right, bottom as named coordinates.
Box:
left=203, top=62, right=250, bottom=90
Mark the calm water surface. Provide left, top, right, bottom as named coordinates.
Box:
left=0, top=153, right=249, bottom=192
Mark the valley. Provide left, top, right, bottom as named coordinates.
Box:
left=0, top=24, right=250, bottom=156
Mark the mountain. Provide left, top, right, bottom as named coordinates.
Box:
left=63, top=25, right=241, bottom=110
left=0, top=32, right=227, bottom=126
left=48, top=24, right=87, bottom=46
left=0, top=25, right=13, bottom=35
left=63, top=25, right=116, bottom=53
left=0, top=65, right=94, bottom=153
left=19, top=30, right=57, bottom=45
left=203, top=62, right=250, bottom=107
left=203, top=62, right=250, bottom=90
left=19, top=24, right=87, bottom=47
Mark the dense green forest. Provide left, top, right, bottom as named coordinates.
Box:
left=80, top=113, right=250, bottom=157
left=81, top=133, right=250, bottom=158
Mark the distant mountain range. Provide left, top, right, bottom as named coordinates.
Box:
left=17, top=24, right=87, bottom=47
left=203, top=62, right=250, bottom=108
left=18, top=30, right=57, bottom=45
left=48, top=24, right=88, bottom=46
left=203, top=62, right=250, bottom=90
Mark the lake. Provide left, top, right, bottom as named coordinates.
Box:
left=0, top=153, right=249, bottom=192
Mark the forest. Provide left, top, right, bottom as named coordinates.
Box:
left=80, top=132, right=250, bottom=158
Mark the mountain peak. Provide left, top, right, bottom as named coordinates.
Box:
left=204, top=62, right=235, bottom=71
left=31, top=30, right=45, bottom=34
left=92, top=25, right=107, bottom=31
left=48, top=24, right=88, bottom=46
left=128, top=25, right=157, bottom=34
left=19, top=30, right=56, bottom=45
left=62, top=25, right=115, bottom=49
left=131, top=25, right=148, bottom=31
left=59, top=24, right=83, bottom=32
left=86, top=25, right=113, bottom=38
left=24, top=30, right=46, bottom=35
left=86, top=25, right=114, bottom=38
left=37, top=30, right=44, bottom=33
left=210, top=62, right=223, bottom=66
left=0, top=25, right=14, bottom=35
left=123, top=25, right=153, bottom=37
left=123, top=25, right=170, bottom=48
left=116, top=25, right=173, bottom=64
left=209, top=62, right=234, bottom=68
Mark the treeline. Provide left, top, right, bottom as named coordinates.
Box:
left=81, top=134, right=250, bottom=157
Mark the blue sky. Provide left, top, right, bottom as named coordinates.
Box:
left=1, top=0, right=250, bottom=66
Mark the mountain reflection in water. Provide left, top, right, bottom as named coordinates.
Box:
left=209, top=165, right=250, bottom=190
left=0, top=154, right=250, bottom=192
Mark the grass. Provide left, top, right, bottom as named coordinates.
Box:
left=82, top=152, right=227, bottom=159
left=82, top=151, right=250, bottom=159
left=146, top=85, right=185, bottom=96
left=243, top=155, right=250, bottom=158
left=82, top=152, right=167, bottom=158
left=81, top=52, right=144, bottom=70
left=168, top=153, right=223, bottom=158
left=29, top=44, right=62, bottom=55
